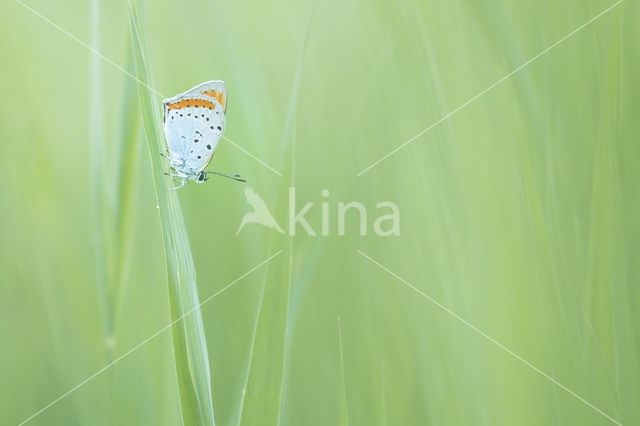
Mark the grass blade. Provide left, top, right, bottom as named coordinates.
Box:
left=111, top=38, right=142, bottom=332
left=237, top=5, right=314, bottom=425
left=338, top=316, right=350, bottom=426
left=88, top=0, right=109, bottom=340
left=128, top=1, right=215, bottom=425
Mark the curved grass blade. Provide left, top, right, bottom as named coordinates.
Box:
left=128, top=1, right=215, bottom=425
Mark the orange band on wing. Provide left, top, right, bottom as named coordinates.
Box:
left=202, top=90, right=225, bottom=108
left=167, top=98, right=218, bottom=110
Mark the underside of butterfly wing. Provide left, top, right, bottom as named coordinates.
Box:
left=184, top=80, right=227, bottom=112
left=162, top=93, right=226, bottom=177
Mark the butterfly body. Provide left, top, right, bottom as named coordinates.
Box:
left=162, top=81, right=243, bottom=189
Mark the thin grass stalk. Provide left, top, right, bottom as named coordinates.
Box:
left=237, top=7, right=314, bottom=425
left=128, top=1, right=215, bottom=425
left=338, top=316, right=350, bottom=426
left=88, top=1, right=114, bottom=423
left=111, top=39, right=141, bottom=332
left=88, top=0, right=110, bottom=341
left=89, top=0, right=141, bottom=363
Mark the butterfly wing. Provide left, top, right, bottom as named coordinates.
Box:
left=183, top=80, right=228, bottom=113
left=163, top=93, right=226, bottom=174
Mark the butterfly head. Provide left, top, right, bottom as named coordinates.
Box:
left=196, top=172, right=208, bottom=183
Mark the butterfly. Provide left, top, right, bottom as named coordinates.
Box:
left=162, top=80, right=245, bottom=190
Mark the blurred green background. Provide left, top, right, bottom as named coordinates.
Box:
left=1, top=0, right=638, bottom=425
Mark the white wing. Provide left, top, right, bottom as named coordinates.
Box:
left=184, top=80, right=227, bottom=113
left=163, top=93, right=226, bottom=174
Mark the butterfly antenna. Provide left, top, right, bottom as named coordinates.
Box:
left=205, top=170, right=247, bottom=183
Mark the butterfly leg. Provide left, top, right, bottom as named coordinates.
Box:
left=160, top=154, right=178, bottom=171
left=164, top=173, right=191, bottom=185
left=166, top=177, right=186, bottom=191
